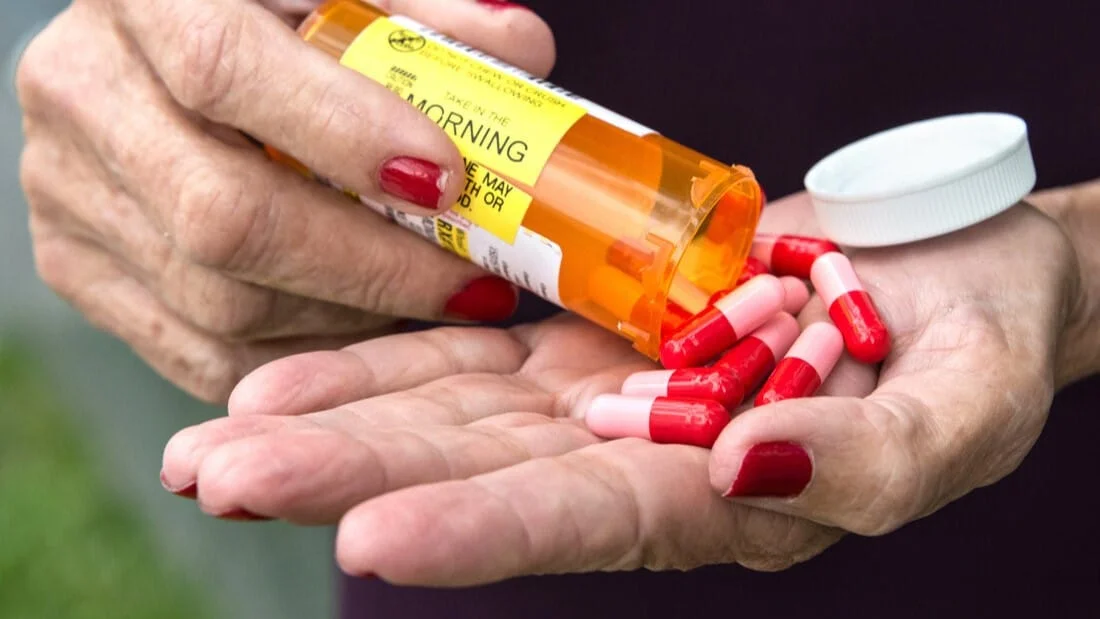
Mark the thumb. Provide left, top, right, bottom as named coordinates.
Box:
left=708, top=369, right=1048, bottom=537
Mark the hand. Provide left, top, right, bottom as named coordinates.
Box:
left=157, top=189, right=1095, bottom=586
left=707, top=190, right=1092, bottom=538
left=156, top=193, right=880, bottom=582
left=16, top=0, right=553, bottom=401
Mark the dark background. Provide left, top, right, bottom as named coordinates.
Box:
left=346, top=0, right=1100, bottom=616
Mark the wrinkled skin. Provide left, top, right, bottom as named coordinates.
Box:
left=160, top=190, right=1100, bottom=585
left=15, top=0, right=555, bottom=401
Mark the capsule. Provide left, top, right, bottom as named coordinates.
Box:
left=584, top=394, right=731, bottom=448
left=660, top=274, right=787, bottom=369
left=714, top=312, right=800, bottom=394
left=779, top=276, right=810, bottom=314
left=620, top=368, right=745, bottom=409
left=755, top=322, right=844, bottom=406
left=751, top=234, right=840, bottom=279
left=810, top=252, right=891, bottom=364
left=706, top=257, right=771, bottom=306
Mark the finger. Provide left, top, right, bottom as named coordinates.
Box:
left=96, top=71, right=516, bottom=323
left=709, top=355, right=1053, bottom=536
left=31, top=226, right=370, bottom=402
left=229, top=314, right=647, bottom=416
left=334, top=439, right=841, bottom=585
left=168, top=370, right=561, bottom=490
left=116, top=0, right=556, bottom=213
left=22, top=123, right=394, bottom=342
left=191, top=413, right=598, bottom=524
left=228, top=326, right=531, bottom=416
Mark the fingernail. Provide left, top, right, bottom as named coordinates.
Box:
left=378, top=157, right=447, bottom=210
left=214, top=508, right=274, bottom=522
left=444, top=276, right=519, bottom=322
left=476, top=0, right=531, bottom=10
left=160, top=470, right=197, bottom=499
left=724, top=442, right=812, bottom=498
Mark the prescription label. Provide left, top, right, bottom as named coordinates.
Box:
left=340, top=14, right=653, bottom=242
left=362, top=197, right=564, bottom=308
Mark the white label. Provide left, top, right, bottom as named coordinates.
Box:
left=388, top=14, right=656, bottom=138
left=361, top=197, right=565, bottom=308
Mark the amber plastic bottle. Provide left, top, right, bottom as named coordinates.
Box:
left=269, top=0, right=763, bottom=360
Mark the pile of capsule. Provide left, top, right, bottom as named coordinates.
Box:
left=585, top=234, right=890, bottom=449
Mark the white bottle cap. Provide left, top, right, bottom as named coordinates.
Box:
left=803, top=112, right=1036, bottom=248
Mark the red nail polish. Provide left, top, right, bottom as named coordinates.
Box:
left=444, top=276, right=519, bottom=322
left=476, top=0, right=531, bottom=10
left=378, top=157, right=446, bottom=210
left=724, top=442, right=812, bottom=498
left=161, top=471, right=198, bottom=499
left=215, top=508, right=274, bottom=522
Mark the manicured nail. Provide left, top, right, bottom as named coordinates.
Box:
left=724, top=441, right=812, bottom=498
left=476, top=0, right=531, bottom=10
left=214, top=508, right=274, bottom=522
left=160, top=470, right=197, bottom=499
left=444, top=276, right=519, bottom=322
left=378, top=157, right=447, bottom=210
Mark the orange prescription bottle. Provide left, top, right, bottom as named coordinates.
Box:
left=268, top=0, right=763, bottom=360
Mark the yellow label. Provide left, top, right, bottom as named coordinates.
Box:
left=434, top=217, right=470, bottom=260
left=340, top=15, right=585, bottom=242
left=454, top=157, right=532, bottom=243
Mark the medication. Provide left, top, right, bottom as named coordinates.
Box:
left=810, top=252, right=891, bottom=363
left=779, top=276, right=810, bottom=314
left=620, top=368, right=744, bottom=410
left=751, top=234, right=840, bottom=279
left=660, top=275, right=786, bottom=369
left=269, top=0, right=764, bottom=361
left=584, top=395, right=731, bottom=448
left=755, top=322, right=844, bottom=405
left=714, top=312, right=800, bottom=394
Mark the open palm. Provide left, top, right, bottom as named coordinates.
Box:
left=160, top=192, right=1084, bottom=585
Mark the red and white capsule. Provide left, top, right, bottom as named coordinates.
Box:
left=660, top=274, right=786, bottom=369
left=755, top=322, right=844, bottom=406
left=810, top=252, right=891, bottom=364
left=751, top=234, right=840, bottom=279
left=714, top=311, right=801, bottom=394
left=584, top=395, right=731, bottom=448
left=621, top=368, right=744, bottom=409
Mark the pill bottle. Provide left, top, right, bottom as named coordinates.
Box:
left=268, top=0, right=763, bottom=359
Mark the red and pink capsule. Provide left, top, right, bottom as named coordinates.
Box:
left=755, top=322, right=844, bottom=405
left=810, top=252, right=891, bottom=364
left=751, top=234, right=840, bottom=279
left=714, top=311, right=801, bottom=395
left=660, top=274, right=787, bottom=369
left=620, top=367, right=744, bottom=410
left=584, top=395, right=731, bottom=448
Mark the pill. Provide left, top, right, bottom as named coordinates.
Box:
left=755, top=322, right=844, bottom=406
left=706, top=257, right=771, bottom=306
left=660, top=274, right=786, bottom=369
left=606, top=239, right=655, bottom=280
left=660, top=301, right=694, bottom=341
left=779, top=276, right=811, bottom=314
left=810, top=252, right=891, bottom=364
left=584, top=394, right=731, bottom=448
left=714, top=311, right=801, bottom=394
left=621, top=368, right=745, bottom=409
left=751, top=234, right=840, bottom=279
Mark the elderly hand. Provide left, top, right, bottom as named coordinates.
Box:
left=157, top=185, right=1100, bottom=586
left=16, top=0, right=553, bottom=401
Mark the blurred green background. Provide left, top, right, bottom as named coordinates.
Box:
left=1, top=3, right=334, bottom=617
